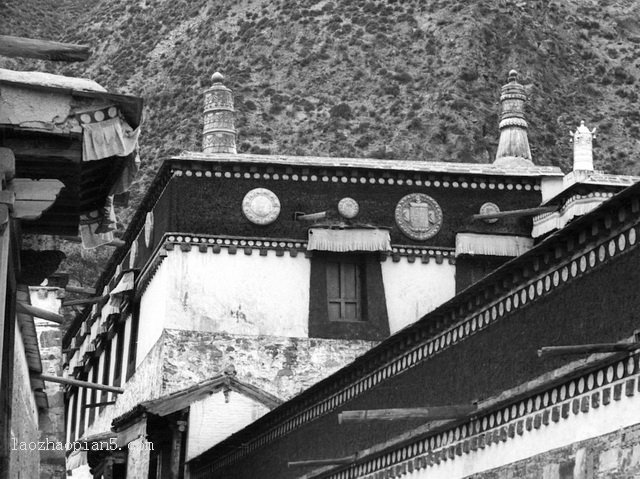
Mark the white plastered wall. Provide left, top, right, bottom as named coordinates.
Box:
left=381, top=260, right=456, bottom=334
left=138, top=248, right=311, bottom=367
left=137, top=259, right=169, bottom=367
left=186, top=390, right=271, bottom=461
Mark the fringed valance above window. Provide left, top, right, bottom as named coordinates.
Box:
left=308, top=227, right=392, bottom=252
left=97, top=271, right=136, bottom=321
left=455, top=233, right=533, bottom=257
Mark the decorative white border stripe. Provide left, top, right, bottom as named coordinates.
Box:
left=171, top=168, right=541, bottom=191
left=318, top=355, right=640, bottom=479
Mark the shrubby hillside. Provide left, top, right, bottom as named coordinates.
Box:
left=2, top=0, right=640, bottom=286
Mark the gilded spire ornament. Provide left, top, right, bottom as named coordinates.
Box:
left=494, top=70, right=534, bottom=167
left=202, top=72, right=237, bottom=154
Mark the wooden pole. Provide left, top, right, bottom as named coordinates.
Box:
left=16, top=301, right=64, bottom=324
left=472, top=206, right=557, bottom=221
left=0, top=208, right=9, bottom=398
left=338, top=405, right=477, bottom=424
left=84, top=401, right=116, bottom=409
left=34, top=374, right=124, bottom=394
left=288, top=456, right=356, bottom=468
left=537, top=343, right=640, bottom=358
left=0, top=35, right=90, bottom=61
left=62, top=295, right=107, bottom=307
left=65, top=285, right=97, bottom=295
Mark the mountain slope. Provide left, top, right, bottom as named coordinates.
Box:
left=4, top=0, right=640, bottom=199
left=2, top=0, right=640, bottom=253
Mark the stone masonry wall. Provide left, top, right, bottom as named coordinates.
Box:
left=468, top=422, right=640, bottom=479
left=162, top=329, right=378, bottom=400
left=30, top=287, right=65, bottom=479
left=10, top=323, right=40, bottom=479
left=82, top=336, right=165, bottom=439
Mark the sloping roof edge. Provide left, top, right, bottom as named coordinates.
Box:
left=112, top=374, right=282, bottom=430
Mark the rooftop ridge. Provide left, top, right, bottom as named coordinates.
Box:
left=178, top=151, right=564, bottom=177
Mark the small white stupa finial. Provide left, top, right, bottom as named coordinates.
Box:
left=570, top=120, right=596, bottom=172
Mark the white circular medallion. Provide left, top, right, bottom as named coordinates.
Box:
left=479, top=202, right=500, bottom=224
left=242, top=188, right=281, bottom=225
left=338, top=197, right=359, bottom=219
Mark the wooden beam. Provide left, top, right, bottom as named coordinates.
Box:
left=16, top=301, right=64, bottom=324
left=84, top=401, right=116, bottom=409
left=8, top=178, right=65, bottom=220
left=338, top=405, right=477, bottom=424
left=1, top=138, right=82, bottom=162
left=60, top=236, right=125, bottom=248
left=0, top=35, right=90, bottom=62
left=472, top=206, right=558, bottom=221
left=65, top=285, right=97, bottom=295
left=537, top=343, right=640, bottom=358
left=294, top=211, right=328, bottom=221
left=34, top=374, right=124, bottom=394
left=0, top=148, right=16, bottom=182
left=0, top=211, right=10, bottom=394
left=62, top=295, right=107, bottom=307
left=288, top=456, right=356, bottom=468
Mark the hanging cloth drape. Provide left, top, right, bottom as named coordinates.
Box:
left=308, top=227, right=392, bottom=252
left=455, top=233, right=533, bottom=257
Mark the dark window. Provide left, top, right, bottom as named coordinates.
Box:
left=560, top=461, right=575, bottom=479
left=113, top=323, right=126, bottom=388
left=88, top=365, right=99, bottom=425
left=78, top=373, right=88, bottom=437
left=69, top=391, right=78, bottom=441
left=308, top=253, right=389, bottom=340
left=100, top=340, right=112, bottom=413
left=126, top=306, right=140, bottom=380
left=326, top=260, right=365, bottom=321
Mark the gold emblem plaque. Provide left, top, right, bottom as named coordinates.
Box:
left=394, top=193, right=443, bottom=240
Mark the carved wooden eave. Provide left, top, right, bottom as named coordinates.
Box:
left=0, top=68, right=143, bottom=235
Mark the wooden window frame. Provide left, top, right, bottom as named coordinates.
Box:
left=308, top=252, right=390, bottom=340
left=326, top=259, right=366, bottom=322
